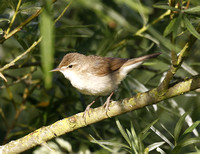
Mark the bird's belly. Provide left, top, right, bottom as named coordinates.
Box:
left=70, top=74, right=117, bottom=96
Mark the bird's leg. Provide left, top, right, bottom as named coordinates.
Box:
left=83, top=96, right=100, bottom=119
left=103, top=91, right=114, bottom=114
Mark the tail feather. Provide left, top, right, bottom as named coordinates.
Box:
left=123, top=52, right=161, bottom=67
left=118, top=53, right=161, bottom=80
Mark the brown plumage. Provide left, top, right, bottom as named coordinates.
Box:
left=51, top=52, right=161, bottom=119
left=57, top=52, right=160, bottom=77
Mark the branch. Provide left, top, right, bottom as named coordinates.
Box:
left=158, top=23, right=200, bottom=93
left=1, top=75, right=200, bottom=153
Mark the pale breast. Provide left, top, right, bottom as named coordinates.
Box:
left=74, top=73, right=118, bottom=96
left=62, top=69, right=118, bottom=96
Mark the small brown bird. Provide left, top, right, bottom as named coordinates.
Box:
left=51, top=52, right=160, bottom=117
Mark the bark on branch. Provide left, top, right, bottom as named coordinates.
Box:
left=1, top=75, right=200, bottom=153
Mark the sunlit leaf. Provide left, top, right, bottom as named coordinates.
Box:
left=20, top=7, right=41, bottom=15
left=0, top=18, right=10, bottom=23
left=147, top=141, right=165, bottom=151
left=182, top=121, right=200, bottom=136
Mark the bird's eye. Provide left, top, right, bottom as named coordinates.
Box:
left=68, top=65, right=73, bottom=68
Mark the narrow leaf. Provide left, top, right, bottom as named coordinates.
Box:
left=163, top=12, right=182, bottom=38
left=139, top=119, right=158, bottom=141
left=182, top=121, right=200, bottom=136
left=90, top=135, right=113, bottom=152
left=153, top=4, right=180, bottom=12
left=172, top=13, right=182, bottom=40
left=20, top=7, right=41, bottom=15
left=130, top=122, right=139, bottom=149
left=184, top=6, right=200, bottom=13
left=183, top=15, right=200, bottom=40
left=173, top=137, right=200, bottom=154
left=115, top=118, right=131, bottom=146
left=174, top=112, right=188, bottom=143
left=90, top=139, right=130, bottom=149
left=126, top=129, right=138, bottom=153
left=163, top=18, right=177, bottom=36
left=151, top=126, right=174, bottom=148
left=0, top=18, right=10, bottom=23
left=179, top=137, right=200, bottom=147
left=147, top=141, right=165, bottom=151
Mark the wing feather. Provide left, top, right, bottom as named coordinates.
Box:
left=88, top=56, right=128, bottom=76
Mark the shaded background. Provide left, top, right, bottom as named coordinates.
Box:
left=0, top=0, right=200, bottom=153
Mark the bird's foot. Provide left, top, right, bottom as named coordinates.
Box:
left=83, top=97, right=99, bottom=123
left=103, top=92, right=114, bottom=116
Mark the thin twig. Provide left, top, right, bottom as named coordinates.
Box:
left=54, top=0, right=72, bottom=23
left=0, top=37, right=42, bottom=73
left=5, top=0, right=22, bottom=35
left=135, top=10, right=170, bottom=36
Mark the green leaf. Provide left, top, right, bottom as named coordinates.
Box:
left=163, top=18, right=177, bottom=36
left=172, top=137, right=200, bottom=153
left=148, top=26, right=181, bottom=52
left=139, top=119, right=158, bottom=141
left=183, top=15, right=200, bottom=40
left=90, top=139, right=130, bottom=149
left=130, top=122, right=139, bottom=148
left=90, top=135, right=113, bottom=152
left=182, top=121, right=200, bottom=136
left=0, top=18, right=10, bottom=23
left=20, top=7, right=41, bottom=15
left=172, top=13, right=183, bottom=40
left=40, top=0, right=54, bottom=89
left=153, top=4, right=180, bottom=12
left=126, top=129, right=138, bottom=153
left=0, top=28, right=3, bottom=35
left=184, top=6, right=200, bottom=13
left=115, top=118, right=131, bottom=146
left=179, top=137, right=200, bottom=147
left=163, top=13, right=182, bottom=38
left=174, top=112, right=188, bottom=143
left=147, top=141, right=165, bottom=151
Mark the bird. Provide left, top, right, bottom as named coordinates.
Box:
left=51, top=52, right=160, bottom=118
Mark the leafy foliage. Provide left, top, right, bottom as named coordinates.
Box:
left=0, top=0, right=200, bottom=153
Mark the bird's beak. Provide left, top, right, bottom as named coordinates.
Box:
left=50, top=68, right=60, bottom=72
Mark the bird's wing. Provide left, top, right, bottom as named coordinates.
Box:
left=89, top=56, right=128, bottom=76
